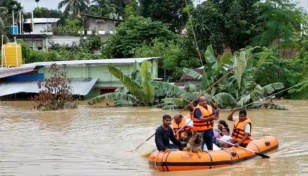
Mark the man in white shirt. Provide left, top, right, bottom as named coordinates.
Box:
left=226, top=109, right=252, bottom=148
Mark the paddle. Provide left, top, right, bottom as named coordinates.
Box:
left=218, top=139, right=270, bottom=159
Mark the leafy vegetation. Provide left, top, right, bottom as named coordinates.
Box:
left=134, top=38, right=200, bottom=82
left=58, top=0, right=90, bottom=19
left=88, top=60, right=186, bottom=106
left=32, top=64, right=77, bottom=111
left=139, top=0, right=191, bottom=33
left=101, top=16, right=175, bottom=58
left=158, top=46, right=287, bottom=110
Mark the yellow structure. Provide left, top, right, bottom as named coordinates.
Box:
left=1, top=43, right=23, bottom=67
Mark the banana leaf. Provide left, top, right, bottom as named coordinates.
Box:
left=212, top=92, right=237, bottom=107
left=183, top=68, right=203, bottom=80
left=150, top=81, right=187, bottom=97
left=220, top=52, right=233, bottom=65
left=200, top=71, right=212, bottom=91
left=237, top=94, right=251, bottom=107
left=131, top=61, right=142, bottom=83
left=140, top=60, right=153, bottom=82
left=262, top=82, right=284, bottom=94
left=234, top=51, right=247, bottom=88
left=88, top=92, right=137, bottom=105
left=115, top=87, right=129, bottom=94
left=142, top=82, right=155, bottom=104
left=107, top=65, right=145, bottom=99
left=204, top=45, right=217, bottom=64
left=257, top=51, right=270, bottom=67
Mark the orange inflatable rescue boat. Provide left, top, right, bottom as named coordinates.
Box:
left=148, top=136, right=278, bottom=171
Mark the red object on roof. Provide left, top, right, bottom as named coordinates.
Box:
left=0, top=66, right=37, bottom=79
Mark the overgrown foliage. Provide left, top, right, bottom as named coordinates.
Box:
left=139, top=0, right=192, bottom=33
left=32, top=64, right=77, bottom=111
left=160, top=46, right=287, bottom=110
left=52, top=19, right=83, bottom=36
left=134, top=38, right=199, bottom=81
left=101, top=16, right=175, bottom=58
left=58, top=0, right=90, bottom=19
left=190, top=0, right=260, bottom=54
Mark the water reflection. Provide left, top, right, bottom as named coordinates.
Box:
left=0, top=100, right=307, bottom=175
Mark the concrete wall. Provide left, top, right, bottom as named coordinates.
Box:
left=47, top=36, right=81, bottom=47
left=84, top=16, right=120, bottom=34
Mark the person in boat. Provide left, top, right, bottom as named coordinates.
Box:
left=217, top=120, right=229, bottom=135
left=155, top=114, right=187, bottom=151
left=217, top=127, right=233, bottom=147
left=192, top=96, right=220, bottom=150
left=213, top=120, right=228, bottom=144
left=172, top=114, right=193, bottom=141
left=225, top=108, right=252, bottom=148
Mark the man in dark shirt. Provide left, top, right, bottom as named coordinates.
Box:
left=155, top=114, right=185, bottom=151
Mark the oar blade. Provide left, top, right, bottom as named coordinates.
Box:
left=256, top=152, right=270, bottom=159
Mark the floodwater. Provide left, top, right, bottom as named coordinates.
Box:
left=0, top=100, right=307, bottom=176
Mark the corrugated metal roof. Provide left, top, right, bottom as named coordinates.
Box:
left=24, top=18, right=60, bottom=24
left=0, top=78, right=98, bottom=97
left=0, top=66, right=37, bottom=79
left=21, top=57, right=161, bottom=67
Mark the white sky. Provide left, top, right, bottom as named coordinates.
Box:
left=17, top=0, right=308, bottom=12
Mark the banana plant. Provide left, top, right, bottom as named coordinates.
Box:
left=172, top=46, right=286, bottom=110
left=88, top=60, right=187, bottom=106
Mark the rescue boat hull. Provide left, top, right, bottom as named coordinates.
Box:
left=148, top=136, right=278, bottom=171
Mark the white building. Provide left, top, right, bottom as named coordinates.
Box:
left=23, top=18, right=60, bottom=34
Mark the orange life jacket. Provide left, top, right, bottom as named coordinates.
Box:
left=172, top=118, right=192, bottom=140
left=232, top=117, right=252, bottom=145
left=192, top=104, right=214, bottom=132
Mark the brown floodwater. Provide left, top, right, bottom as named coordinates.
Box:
left=0, top=100, right=307, bottom=176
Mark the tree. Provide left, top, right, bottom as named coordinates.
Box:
left=58, top=0, right=90, bottom=19
left=190, top=0, right=259, bottom=54
left=139, top=0, right=192, bottom=33
left=31, top=7, right=63, bottom=18
left=135, top=38, right=200, bottom=82
left=35, top=0, right=39, bottom=7
left=101, top=16, right=175, bottom=58
left=252, top=0, right=305, bottom=57
left=32, top=64, right=77, bottom=111
left=0, top=0, right=22, bottom=14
